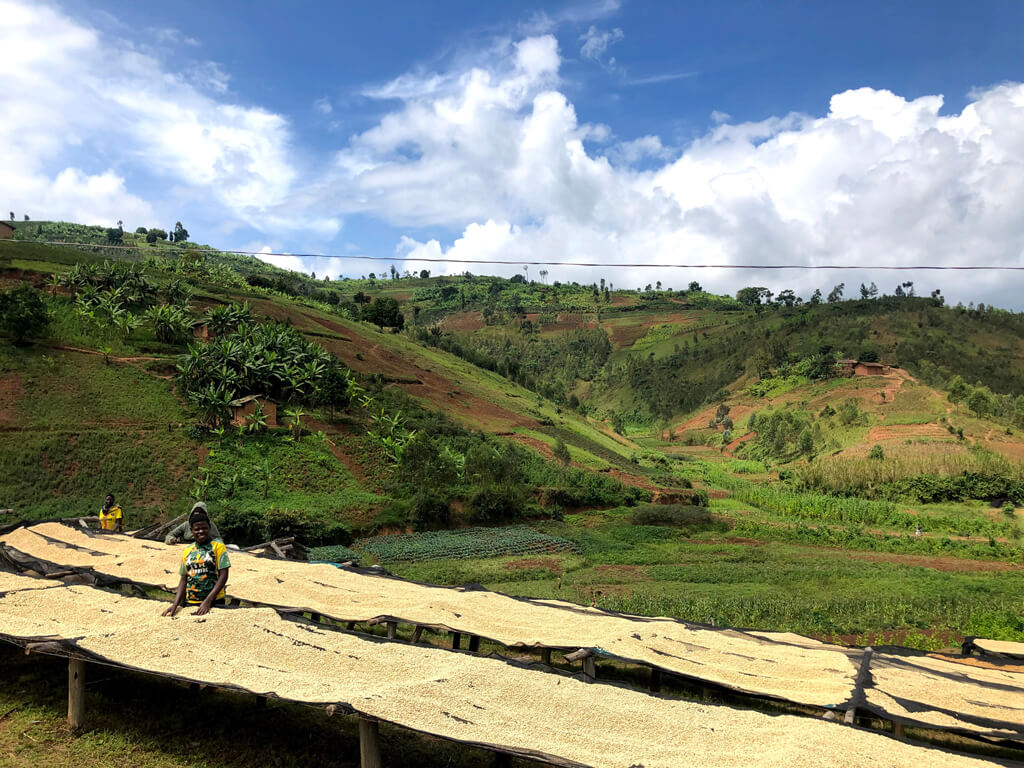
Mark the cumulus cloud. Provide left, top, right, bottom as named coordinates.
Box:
left=0, top=0, right=335, bottom=237
left=324, top=34, right=1024, bottom=307
left=579, top=25, right=623, bottom=65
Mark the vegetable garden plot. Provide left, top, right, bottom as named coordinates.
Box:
left=354, top=526, right=582, bottom=563
left=0, top=570, right=1005, bottom=768
left=1, top=523, right=862, bottom=709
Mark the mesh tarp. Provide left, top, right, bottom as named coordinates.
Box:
left=0, top=523, right=862, bottom=708
left=7, top=523, right=1024, bottom=742
left=0, top=569, right=1003, bottom=768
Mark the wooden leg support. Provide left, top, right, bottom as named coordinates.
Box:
left=468, top=635, right=480, bottom=653
left=540, top=648, right=552, bottom=665
left=359, top=715, right=382, bottom=768
left=582, top=656, right=597, bottom=681
left=893, top=721, right=905, bottom=739
left=386, top=621, right=397, bottom=640
left=650, top=667, right=662, bottom=693
left=451, top=632, right=462, bottom=650
left=68, top=657, right=85, bottom=730
left=843, top=707, right=857, bottom=725
left=411, top=625, right=424, bottom=644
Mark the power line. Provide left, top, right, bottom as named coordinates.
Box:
left=3, top=238, right=1024, bottom=270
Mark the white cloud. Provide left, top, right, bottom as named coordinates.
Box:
left=320, top=35, right=1024, bottom=307
left=313, top=97, right=333, bottom=114
left=623, top=71, right=697, bottom=86
left=0, top=0, right=334, bottom=238
left=188, top=61, right=230, bottom=93
left=579, top=25, right=623, bottom=65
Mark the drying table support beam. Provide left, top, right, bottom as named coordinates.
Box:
left=68, top=657, right=85, bottom=730
left=359, top=715, right=382, bottom=768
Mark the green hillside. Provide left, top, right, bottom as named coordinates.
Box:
left=3, top=229, right=1024, bottom=649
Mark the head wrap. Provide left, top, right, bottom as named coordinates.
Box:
left=189, top=501, right=210, bottom=526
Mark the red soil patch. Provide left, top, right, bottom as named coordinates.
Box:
left=706, top=489, right=730, bottom=499
left=593, top=564, right=650, bottom=580
left=508, top=434, right=558, bottom=462
left=506, top=557, right=563, bottom=574
left=989, top=441, right=1024, bottom=460
left=866, top=424, right=949, bottom=442
left=724, top=431, right=755, bottom=454
left=0, top=372, right=24, bottom=426
left=675, top=404, right=755, bottom=435
left=441, top=312, right=486, bottom=332
left=605, top=322, right=648, bottom=349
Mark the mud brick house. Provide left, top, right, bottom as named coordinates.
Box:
left=229, top=395, right=278, bottom=428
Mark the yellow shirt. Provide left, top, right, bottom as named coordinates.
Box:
left=99, top=505, right=123, bottom=531
left=180, top=540, right=230, bottom=604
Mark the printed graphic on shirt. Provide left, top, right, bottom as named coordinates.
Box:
left=99, top=505, right=123, bottom=531
left=180, top=540, right=230, bottom=604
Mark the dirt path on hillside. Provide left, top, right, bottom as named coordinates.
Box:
left=38, top=343, right=165, bottom=364
left=301, top=416, right=374, bottom=488
left=0, top=373, right=24, bottom=426
left=724, top=432, right=755, bottom=454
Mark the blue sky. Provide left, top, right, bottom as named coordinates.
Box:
left=2, top=0, right=1024, bottom=305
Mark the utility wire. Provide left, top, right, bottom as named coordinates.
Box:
left=3, top=238, right=1023, bottom=270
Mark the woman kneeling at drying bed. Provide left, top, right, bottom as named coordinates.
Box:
left=161, top=507, right=230, bottom=617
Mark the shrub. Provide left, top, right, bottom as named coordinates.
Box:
left=868, top=445, right=885, bottom=461
left=629, top=504, right=714, bottom=527
left=0, top=285, right=49, bottom=343
left=410, top=491, right=452, bottom=530
left=469, top=484, right=524, bottom=523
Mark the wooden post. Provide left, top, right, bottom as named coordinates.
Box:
left=358, top=715, right=382, bottom=768
left=843, top=707, right=856, bottom=725
left=468, top=635, right=480, bottom=653
left=411, top=625, right=424, bottom=643
left=582, top=656, right=597, bottom=680
left=893, top=721, right=905, bottom=738
left=386, top=622, right=397, bottom=640
left=309, top=612, right=321, bottom=624
left=650, top=667, right=662, bottom=693
left=68, top=657, right=85, bottom=730
left=540, top=648, right=552, bottom=665
left=451, top=632, right=461, bottom=650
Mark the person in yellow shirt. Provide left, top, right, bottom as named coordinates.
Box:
left=161, top=506, right=230, bottom=617
left=98, top=494, right=124, bottom=533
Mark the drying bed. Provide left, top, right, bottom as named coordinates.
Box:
left=0, top=569, right=1003, bottom=768
left=6, top=523, right=1024, bottom=743
left=1, top=523, right=861, bottom=708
